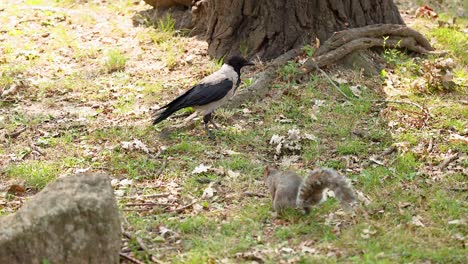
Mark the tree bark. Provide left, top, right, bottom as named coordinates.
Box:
left=201, top=0, right=405, bottom=60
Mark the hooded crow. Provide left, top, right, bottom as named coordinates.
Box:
left=153, top=55, right=254, bottom=136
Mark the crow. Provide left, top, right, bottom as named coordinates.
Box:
left=153, top=56, right=254, bottom=137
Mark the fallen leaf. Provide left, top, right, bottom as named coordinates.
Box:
left=361, top=228, right=377, bottom=239
left=158, top=225, right=180, bottom=241
left=202, top=182, right=216, bottom=199
left=119, top=179, right=133, bottom=186
left=280, top=247, right=294, bottom=254
left=411, top=215, right=426, bottom=227
left=121, top=139, right=150, bottom=154
left=224, top=149, right=241, bottom=155
left=448, top=219, right=465, bottom=225
left=303, top=133, right=317, bottom=141
left=192, top=164, right=211, bottom=174
left=74, top=167, right=91, bottom=174
left=349, top=85, right=362, bottom=97
left=114, top=190, right=125, bottom=197
left=7, top=184, right=25, bottom=195
left=356, top=191, right=371, bottom=205
left=301, top=246, right=317, bottom=254
left=227, top=170, right=240, bottom=178
left=192, top=203, right=204, bottom=212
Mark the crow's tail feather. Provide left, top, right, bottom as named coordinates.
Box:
left=153, top=88, right=195, bottom=125
left=153, top=107, right=177, bottom=125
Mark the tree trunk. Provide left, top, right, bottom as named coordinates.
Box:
left=201, top=0, right=404, bottom=60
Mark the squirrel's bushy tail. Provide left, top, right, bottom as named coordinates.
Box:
left=297, top=168, right=356, bottom=210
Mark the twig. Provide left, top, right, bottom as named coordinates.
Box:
left=378, top=145, right=397, bottom=158
left=136, top=237, right=149, bottom=251
left=307, top=61, right=430, bottom=118
left=123, top=231, right=133, bottom=239
left=119, top=253, right=145, bottom=264
left=439, top=153, right=459, bottom=170
left=244, top=191, right=267, bottom=198
left=449, top=187, right=467, bottom=192
left=150, top=147, right=166, bottom=160
left=30, top=144, right=44, bottom=156
left=7, top=127, right=27, bottom=138
left=125, top=193, right=171, bottom=200
left=372, top=100, right=429, bottom=116
left=427, top=138, right=434, bottom=153
left=156, top=158, right=167, bottom=177
left=309, top=58, right=352, bottom=100
left=123, top=230, right=150, bottom=252
left=170, top=201, right=196, bottom=213
left=125, top=202, right=168, bottom=207
left=151, top=256, right=167, bottom=264
left=306, top=65, right=430, bottom=117
left=369, top=157, right=385, bottom=166
left=122, top=208, right=154, bottom=212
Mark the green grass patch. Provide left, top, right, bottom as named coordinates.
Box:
left=104, top=49, right=127, bottom=73
left=5, top=161, right=59, bottom=189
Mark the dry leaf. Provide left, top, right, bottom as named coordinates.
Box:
left=227, top=170, right=240, bottom=178
left=114, top=190, right=125, bottom=197
left=355, top=190, right=371, bottom=205
left=303, top=133, right=317, bottom=141
left=159, top=225, right=180, bottom=241
left=74, top=167, right=91, bottom=174
left=411, top=215, right=426, bottom=227
left=192, top=164, right=211, bottom=174
left=192, top=203, right=204, bottom=212
left=7, top=184, right=25, bottom=195
left=202, top=182, right=216, bottom=199
left=119, top=179, right=133, bottom=186
left=121, top=139, right=150, bottom=154
left=448, top=219, right=465, bottom=225
left=301, top=246, right=317, bottom=254
left=349, top=85, right=362, bottom=97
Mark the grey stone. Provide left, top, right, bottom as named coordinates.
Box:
left=0, top=174, right=121, bottom=264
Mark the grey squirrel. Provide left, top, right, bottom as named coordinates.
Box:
left=264, top=167, right=357, bottom=214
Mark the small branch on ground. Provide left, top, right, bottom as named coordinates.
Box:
left=308, top=58, right=352, bottom=100
left=123, top=230, right=150, bottom=252
left=125, top=202, right=169, bottom=207
left=125, top=193, right=171, bottom=200
left=439, top=153, right=459, bottom=170
left=449, top=187, right=468, bottom=192
left=7, top=127, right=27, bottom=139
left=169, top=200, right=196, bottom=213
left=119, top=253, right=145, bottom=264
left=378, top=145, right=398, bottom=158
left=156, top=158, right=168, bottom=177
left=244, top=191, right=267, bottom=198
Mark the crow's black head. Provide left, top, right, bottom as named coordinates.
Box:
left=225, top=55, right=254, bottom=74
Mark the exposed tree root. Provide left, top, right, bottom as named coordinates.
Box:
left=226, top=48, right=301, bottom=109
left=315, top=24, right=433, bottom=57
left=302, top=24, right=435, bottom=74
left=228, top=24, right=435, bottom=107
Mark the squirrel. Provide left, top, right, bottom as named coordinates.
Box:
left=263, top=166, right=357, bottom=214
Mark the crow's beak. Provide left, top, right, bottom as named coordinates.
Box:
left=245, top=61, right=255, bottom=66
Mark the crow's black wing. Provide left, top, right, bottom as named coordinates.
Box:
left=182, top=79, right=234, bottom=106
left=153, top=79, right=233, bottom=124
left=160, top=79, right=233, bottom=110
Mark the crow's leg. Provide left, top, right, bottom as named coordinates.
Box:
left=203, top=113, right=214, bottom=138
left=209, top=118, right=219, bottom=130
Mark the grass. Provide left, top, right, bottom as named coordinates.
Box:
left=5, top=161, right=59, bottom=189
left=104, top=49, right=127, bottom=73
left=0, top=0, right=466, bottom=263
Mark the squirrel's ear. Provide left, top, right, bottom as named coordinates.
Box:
left=263, top=166, right=270, bottom=176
